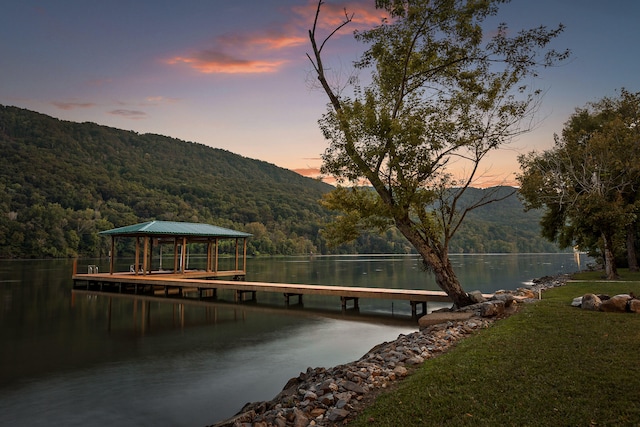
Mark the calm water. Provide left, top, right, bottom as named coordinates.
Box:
left=0, top=254, right=582, bottom=426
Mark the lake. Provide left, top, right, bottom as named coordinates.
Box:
left=0, top=253, right=583, bottom=426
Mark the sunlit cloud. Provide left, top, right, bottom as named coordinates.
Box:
left=166, top=0, right=386, bottom=75
left=292, top=0, right=387, bottom=30
left=109, top=109, right=147, bottom=120
left=167, top=51, right=286, bottom=74
left=52, top=101, right=96, bottom=110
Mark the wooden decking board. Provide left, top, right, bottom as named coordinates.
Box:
left=72, top=272, right=492, bottom=304
left=74, top=273, right=455, bottom=302
left=72, top=271, right=491, bottom=317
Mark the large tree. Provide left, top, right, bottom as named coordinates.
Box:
left=307, top=0, right=567, bottom=307
left=518, top=89, right=640, bottom=279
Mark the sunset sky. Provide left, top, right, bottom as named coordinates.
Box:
left=2, top=0, right=639, bottom=187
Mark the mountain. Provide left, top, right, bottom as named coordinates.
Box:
left=450, top=186, right=560, bottom=253
left=0, top=105, right=558, bottom=258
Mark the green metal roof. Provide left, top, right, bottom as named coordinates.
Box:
left=99, top=220, right=252, bottom=238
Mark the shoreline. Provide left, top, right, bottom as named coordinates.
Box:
left=209, top=274, right=569, bottom=427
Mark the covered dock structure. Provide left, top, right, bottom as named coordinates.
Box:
left=98, top=220, right=252, bottom=279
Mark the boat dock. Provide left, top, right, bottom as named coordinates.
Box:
left=71, top=271, right=477, bottom=318
left=78, top=221, right=491, bottom=318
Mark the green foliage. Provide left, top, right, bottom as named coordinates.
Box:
left=517, top=89, right=640, bottom=277
left=309, top=0, right=567, bottom=305
left=0, top=105, right=556, bottom=258
left=0, top=106, right=336, bottom=258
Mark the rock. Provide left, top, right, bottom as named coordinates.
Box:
left=293, top=408, right=309, bottom=427
left=600, top=294, right=631, bottom=312
left=208, top=275, right=572, bottom=427
left=341, top=380, right=366, bottom=394
left=393, top=366, right=408, bottom=377
left=492, top=293, right=516, bottom=307
left=468, top=290, right=487, bottom=303
left=327, top=408, right=350, bottom=422
left=480, top=300, right=505, bottom=317
left=406, top=355, right=424, bottom=365
left=581, top=293, right=602, bottom=311
left=418, top=311, right=474, bottom=328
left=516, top=288, right=536, bottom=299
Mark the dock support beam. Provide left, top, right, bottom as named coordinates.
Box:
left=341, top=296, right=359, bottom=312
left=284, top=293, right=303, bottom=306
left=410, top=301, right=427, bottom=318
left=235, top=290, right=256, bottom=303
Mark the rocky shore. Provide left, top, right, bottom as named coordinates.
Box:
left=210, top=275, right=569, bottom=427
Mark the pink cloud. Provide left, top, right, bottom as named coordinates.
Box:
left=52, top=101, right=96, bottom=110
left=109, top=109, right=147, bottom=120
left=166, top=1, right=386, bottom=75
left=167, top=50, right=286, bottom=74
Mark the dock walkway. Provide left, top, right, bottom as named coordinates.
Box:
left=72, top=272, right=487, bottom=317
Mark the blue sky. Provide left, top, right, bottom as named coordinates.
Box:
left=1, top=0, right=638, bottom=186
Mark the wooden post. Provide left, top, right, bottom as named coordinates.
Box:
left=235, top=238, right=239, bottom=271
left=134, top=237, right=140, bottom=275
left=148, top=238, right=154, bottom=274
left=142, top=237, right=149, bottom=275
left=173, top=238, right=179, bottom=273
left=243, top=238, right=247, bottom=273
left=109, top=236, right=115, bottom=275
left=181, top=237, right=187, bottom=273
left=206, top=239, right=212, bottom=272
left=214, top=238, right=219, bottom=273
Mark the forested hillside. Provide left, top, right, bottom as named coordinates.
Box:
left=0, top=105, right=558, bottom=258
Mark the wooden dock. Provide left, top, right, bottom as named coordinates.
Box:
left=71, top=271, right=487, bottom=317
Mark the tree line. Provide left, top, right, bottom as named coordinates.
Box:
left=0, top=105, right=557, bottom=259
left=518, top=89, right=640, bottom=279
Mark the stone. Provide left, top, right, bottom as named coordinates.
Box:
left=418, top=311, right=474, bottom=328
left=406, top=355, right=424, bottom=365
left=327, top=408, right=350, bottom=422
left=516, top=288, right=536, bottom=299
left=492, top=293, right=516, bottom=307
left=468, top=290, right=487, bottom=303
left=293, top=408, right=309, bottom=427
left=309, top=407, right=326, bottom=418
left=581, top=293, right=602, bottom=311
left=393, top=366, right=408, bottom=377
left=600, top=294, right=631, bottom=312
left=341, top=380, right=366, bottom=394
left=480, top=300, right=505, bottom=317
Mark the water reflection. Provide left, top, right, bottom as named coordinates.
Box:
left=0, top=254, right=581, bottom=426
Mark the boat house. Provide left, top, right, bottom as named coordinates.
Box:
left=99, top=220, right=252, bottom=279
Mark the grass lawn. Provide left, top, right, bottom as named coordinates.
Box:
left=349, top=271, right=640, bottom=426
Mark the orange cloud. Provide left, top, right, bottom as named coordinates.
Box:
left=166, top=1, right=387, bottom=75
left=167, top=51, right=286, bottom=74
left=292, top=1, right=388, bottom=32
left=52, top=101, right=95, bottom=110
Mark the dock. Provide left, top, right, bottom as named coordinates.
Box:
left=72, top=271, right=490, bottom=317
left=78, top=222, right=491, bottom=318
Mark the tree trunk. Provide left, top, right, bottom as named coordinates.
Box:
left=397, top=221, right=474, bottom=307
left=626, top=224, right=639, bottom=272
left=603, top=232, right=620, bottom=280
